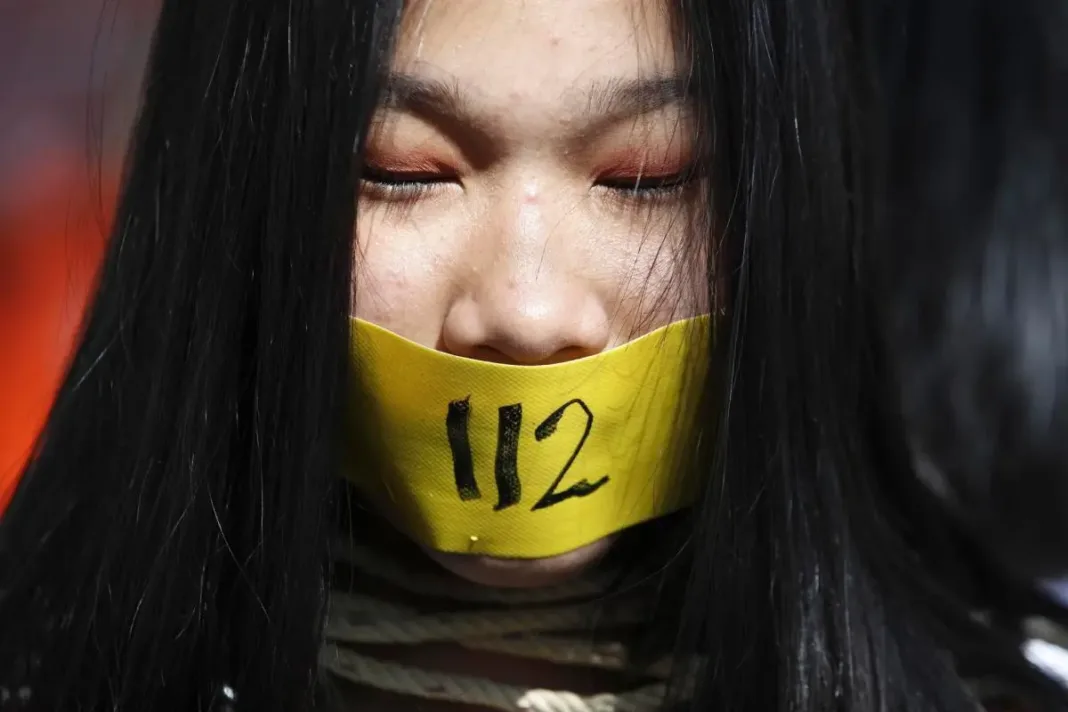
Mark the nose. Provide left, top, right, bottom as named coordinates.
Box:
left=440, top=186, right=609, bottom=366
left=442, top=291, right=609, bottom=365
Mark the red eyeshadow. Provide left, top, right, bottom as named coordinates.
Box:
left=597, top=149, right=690, bottom=179
left=363, top=148, right=452, bottom=174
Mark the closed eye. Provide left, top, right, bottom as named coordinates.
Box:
left=359, top=167, right=698, bottom=203
left=598, top=171, right=692, bottom=193
left=595, top=168, right=697, bottom=203
left=360, top=167, right=458, bottom=200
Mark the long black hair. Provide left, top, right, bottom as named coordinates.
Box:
left=0, top=1, right=1055, bottom=711
left=671, top=1, right=993, bottom=710
left=874, top=0, right=1068, bottom=587
left=1, top=1, right=401, bottom=709
left=867, top=0, right=1068, bottom=706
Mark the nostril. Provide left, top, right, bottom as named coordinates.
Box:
left=440, top=296, right=609, bottom=366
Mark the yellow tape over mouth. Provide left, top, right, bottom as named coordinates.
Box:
left=345, top=316, right=710, bottom=559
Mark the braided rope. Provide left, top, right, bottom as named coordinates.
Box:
left=457, top=635, right=672, bottom=678
left=321, top=643, right=668, bottom=712
left=327, top=592, right=411, bottom=623
left=323, top=540, right=671, bottom=710
left=322, top=541, right=1068, bottom=712
left=325, top=592, right=645, bottom=645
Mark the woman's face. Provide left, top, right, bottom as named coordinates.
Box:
left=353, top=0, right=705, bottom=587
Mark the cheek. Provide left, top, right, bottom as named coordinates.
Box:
left=351, top=208, right=459, bottom=345
left=586, top=210, right=707, bottom=336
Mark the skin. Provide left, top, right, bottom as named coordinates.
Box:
left=353, top=0, right=705, bottom=588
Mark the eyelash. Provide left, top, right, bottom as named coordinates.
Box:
left=359, top=167, right=696, bottom=202
left=596, top=172, right=695, bottom=201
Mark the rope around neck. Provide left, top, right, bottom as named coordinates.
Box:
left=320, top=645, right=667, bottom=712
left=320, top=540, right=674, bottom=712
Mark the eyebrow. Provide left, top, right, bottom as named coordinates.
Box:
left=378, top=72, right=690, bottom=127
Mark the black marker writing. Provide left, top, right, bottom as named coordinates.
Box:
left=446, top=397, right=479, bottom=500
left=531, top=399, right=609, bottom=510
left=444, top=397, right=609, bottom=510
left=494, top=404, right=522, bottom=510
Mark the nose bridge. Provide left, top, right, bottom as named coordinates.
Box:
left=507, top=181, right=559, bottom=291
left=443, top=177, right=608, bottom=364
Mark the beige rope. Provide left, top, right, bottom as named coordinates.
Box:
left=323, top=535, right=1068, bottom=712
left=324, top=540, right=671, bottom=710
left=326, top=592, right=645, bottom=645
left=327, top=591, right=411, bottom=623
left=321, top=643, right=668, bottom=712
left=325, top=590, right=669, bottom=672
left=457, top=635, right=672, bottom=679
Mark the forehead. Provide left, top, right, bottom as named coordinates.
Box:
left=394, top=0, right=678, bottom=94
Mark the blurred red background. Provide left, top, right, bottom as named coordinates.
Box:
left=0, top=0, right=159, bottom=511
